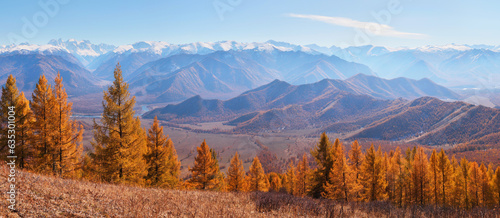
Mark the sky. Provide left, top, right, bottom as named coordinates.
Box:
left=0, top=0, right=499, bottom=48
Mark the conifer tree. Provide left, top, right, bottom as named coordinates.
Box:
left=390, top=147, right=405, bottom=206
left=249, top=156, right=267, bottom=192
left=52, top=73, right=84, bottom=178
left=437, top=149, right=453, bottom=206
left=227, top=152, right=245, bottom=192
left=0, top=75, right=34, bottom=168
left=468, top=162, right=481, bottom=207
left=189, top=139, right=217, bottom=190
left=324, top=141, right=351, bottom=202
left=31, top=75, right=56, bottom=174
left=294, top=154, right=310, bottom=197
left=268, top=172, right=282, bottom=192
left=359, top=144, right=387, bottom=201
left=411, top=147, right=429, bottom=205
left=92, top=64, right=148, bottom=185
left=285, top=162, right=296, bottom=195
left=209, top=148, right=226, bottom=191
left=493, top=167, right=500, bottom=207
left=479, top=163, right=494, bottom=207
left=310, top=132, right=333, bottom=198
left=460, top=158, right=470, bottom=209
left=348, top=140, right=363, bottom=201
left=144, top=116, right=180, bottom=188
left=429, top=149, right=439, bottom=205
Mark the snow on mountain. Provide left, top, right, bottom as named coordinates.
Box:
left=48, top=39, right=116, bottom=66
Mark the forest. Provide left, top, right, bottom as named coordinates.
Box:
left=1, top=64, right=500, bottom=215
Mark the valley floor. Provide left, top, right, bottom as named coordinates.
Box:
left=2, top=166, right=500, bottom=217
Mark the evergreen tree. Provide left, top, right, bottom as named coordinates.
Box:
left=249, top=156, right=267, bottom=192
left=52, top=73, right=84, bottom=178
left=310, top=132, right=333, bottom=198
left=92, top=64, right=148, bottom=185
left=227, top=152, right=245, bottom=192
left=145, top=116, right=180, bottom=188
left=359, top=144, right=387, bottom=201
left=189, top=139, right=217, bottom=190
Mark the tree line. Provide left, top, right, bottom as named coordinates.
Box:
left=1, top=64, right=500, bottom=210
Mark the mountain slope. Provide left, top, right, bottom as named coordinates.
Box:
left=0, top=54, right=101, bottom=96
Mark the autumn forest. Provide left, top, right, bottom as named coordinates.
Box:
left=2, top=64, right=500, bottom=216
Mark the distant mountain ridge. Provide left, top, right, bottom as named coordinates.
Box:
left=144, top=78, right=499, bottom=146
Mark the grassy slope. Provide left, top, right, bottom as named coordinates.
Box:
left=2, top=166, right=499, bottom=217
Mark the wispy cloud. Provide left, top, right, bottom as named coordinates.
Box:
left=288, top=13, right=427, bottom=39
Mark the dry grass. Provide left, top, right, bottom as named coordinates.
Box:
left=1, top=165, right=499, bottom=217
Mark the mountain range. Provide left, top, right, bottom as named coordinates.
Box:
left=144, top=78, right=499, bottom=146
left=1, top=39, right=499, bottom=107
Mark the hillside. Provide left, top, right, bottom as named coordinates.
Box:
left=2, top=166, right=497, bottom=217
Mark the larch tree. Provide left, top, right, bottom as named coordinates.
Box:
left=390, top=147, right=405, bottom=206
left=0, top=75, right=34, bottom=169
left=437, top=149, right=453, bottom=206
left=294, top=153, right=310, bottom=197
left=459, top=158, right=470, bottom=209
left=359, top=144, right=387, bottom=202
left=268, top=172, right=282, bottom=192
left=209, top=148, right=226, bottom=191
left=92, top=64, right=148, bottom=185
left=144, top=116, right=180, bottom=188
left=468, top=162, right=481, bottom=207
left=348, top=140, right=364, bottom=201
left=227, top=152, right=245, bottom=192
left=324, top=141, right=351, bottom=202
left=493, top=167, right=500, bottom=207
left=479, top=163, right=494, bottom=207
left=285, top=162, right=296, bottom=195
left=52, top=73, right=84, bottom=178
left=429, top=149, right=440, bottom=205
left=31, top=75, right=56, bottom=174
left=310, top=132, right=333, bottom=198
left=189, top=139, right=217, bottom=190
left=411, top=147, right=429, bottom=205
left=249, top=156, right=267, bottom=192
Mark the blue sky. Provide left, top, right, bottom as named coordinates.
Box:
left=1, top=0, right=499, bottom=47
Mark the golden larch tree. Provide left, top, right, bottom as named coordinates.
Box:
left=359, top=144, right=387, bottom=201
left=0, top=75, right=34, bottom=169
left=324, top=140, right=352, bottom=202
left=249, top=156, right=268, bottom=192
left=189, top=139, right=217, bottom=190
left=31, top=75, right=56, bottom=174
left=348, top=140, right=364, bottom=201
left=227, top=152, right=245, bottom=192
left=52, top=73, right=84, bottom=178
left=428, top=149, right=440, bottom=205
left=144, top=116, right=180, bottom=188
left=411, top=147, right=429, bottom=205
left=493, top=167, right=500, bottom=207
left=92, top=64, right=148, bottom=185
left=437, top=149, right=453, bottom=206
left=294, top=153, right=310, bottom=197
